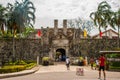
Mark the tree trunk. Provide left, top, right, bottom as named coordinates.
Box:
left=12, top=24, right=17, bottom=62
left=105, top=26, right=107, bottom=50
left=118, top=26, right=120, bottom=48
left=12, top=28, right=15, bottom=62
left=99, top=26, right=101, bottom=37
left=1, top=24, right=4, bottom=34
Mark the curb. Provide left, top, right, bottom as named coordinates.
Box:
left=0, top=66, right=39, bottom=79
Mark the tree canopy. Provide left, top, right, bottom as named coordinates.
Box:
left=0, top=0, right=36, bottom=38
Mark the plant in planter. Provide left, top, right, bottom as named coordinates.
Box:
left=49, top=58, right=54, bottom=65
left=42, top=57, right=49, bottom=66
left=78, top=56, right=84, bottom=66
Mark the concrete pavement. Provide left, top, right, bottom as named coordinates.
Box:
left=36, top=64, right=89, bottom=73
left=0, top=63, right=120, bottom=80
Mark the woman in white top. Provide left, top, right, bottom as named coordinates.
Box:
left=66, top=57, right=70, bottom=70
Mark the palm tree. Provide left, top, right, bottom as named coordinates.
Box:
left=90, top=9, right=103, bottom=33
left=112, top=9, right=120, bottom=37
left=98, top=1, right=114, bottom=37
left=0, top=4, right=7, bottom=35
left=116, top=9, right=120, bottom=39
left=7, top=0, right=36, bottom=35
left=6, top=0, right=36, bottom=61
left=110, top=9, right=120, bottom=47
left=22, top=26, right=35, bottom=38
left=90, top=1, right=114, bottom=38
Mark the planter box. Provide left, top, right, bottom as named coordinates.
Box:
left=42, top=61, right=49, bottom=66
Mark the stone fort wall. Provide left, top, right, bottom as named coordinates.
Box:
left=0, top=38, right=119, bottom=63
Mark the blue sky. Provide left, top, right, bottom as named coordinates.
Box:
left=0, top=0, right=120, bottom=35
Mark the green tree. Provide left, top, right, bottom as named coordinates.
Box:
left=6, top=0, right=36, bottom=61
left=90, top=1, right=114, bottom=37
left=0, top=4, right=7, bottom=35
left=21, top=26, right=35, bottom=38
left=90, top=8, right=103, bottom=33
left=98, top=1, right=114, bottom=36
left=111, top=9, right=120, bottom=37
left=110, top=9, right=120, bottom=47
left=7, top=0, right=36, bottom=35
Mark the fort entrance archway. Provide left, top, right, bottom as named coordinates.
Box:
left=56, top=48, right=66, bottom=61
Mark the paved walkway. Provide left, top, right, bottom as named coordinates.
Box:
left=35, top=64, right=120, bottom=80
left=36, top=64, right=89, bottom=73
left=0, top=63, right=120, bottom=80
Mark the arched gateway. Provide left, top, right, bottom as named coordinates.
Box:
left=56, top=48, right=66, bottom=61
left=49, top=39, right=69, bottom=61
left=39, top=19, right=84, bottom=61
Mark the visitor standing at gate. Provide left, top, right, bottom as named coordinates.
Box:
left=66, top=57, right=70, bottom=70
left=98, top=54, right=106, bottom=80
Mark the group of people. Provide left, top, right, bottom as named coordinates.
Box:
left=90, top=54, right=106, bottom=80
left=66, top=54, right=106, bottom=80
left=90, top=57, right=99, bottom=70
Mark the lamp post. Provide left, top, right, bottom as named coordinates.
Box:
left=36, top=29, right=42, bottom=65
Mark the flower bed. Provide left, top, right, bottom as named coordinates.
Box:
left=0, top=60, right=36, bottom=74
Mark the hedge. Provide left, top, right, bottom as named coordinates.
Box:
left=0, top=65, right=26, bottom=74
left=25, top=63, right=36, bottom=69
left=0, top=63, right=36, bottom=74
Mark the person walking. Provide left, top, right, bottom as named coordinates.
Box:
left=95, top=58, right=99, bottom=70
left=98, top=54, right=106, bottom=80
left=66, top=57, right=70, bottom=70
left=90, top=57, right=94, bottom=70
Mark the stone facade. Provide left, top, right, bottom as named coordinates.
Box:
left=33, top=20, right=119, bottom=60
left=0, top=20, right=119, bottom=64
left=34, top=19, right=85, bottom=61
left=0, top=37, right=119, bottom=65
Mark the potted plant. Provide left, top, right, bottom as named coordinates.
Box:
left=42, top=57, right=49, bottom=66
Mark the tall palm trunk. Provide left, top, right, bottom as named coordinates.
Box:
left=12, top=27, right=15, bottom=62
left=1, top=24, right=4, bottom=34
left=99, top=26, right=101, bottom=38
left=105, top=26, right=107, bottom=50
left=118, top=26, right=120, bottom=48
left=12, top=24, right=17, bottom=62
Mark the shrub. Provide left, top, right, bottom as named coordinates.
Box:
left=0, top=63, right=37, bottom=73
left=79, top=56, right=84, bottom=61
left=14, top=60, right=27, bottom=65
left=110, top=66, right=120, bottom=69
left=42, top=57, right=54, bottom=66
left=25, top=63, right=36, bottom=69
left=42, top=57, right=50, bottom=61
left=110, top=61, right=120, bottom=67
left=42, top=57, right=49, bottom=66
left=25, top=60, right=36, bottom=64
left=0, top=65, right=26, bottom=73
left=0, top=59, right=37, bottom=74
left=107, top=54, right=120, bottom=58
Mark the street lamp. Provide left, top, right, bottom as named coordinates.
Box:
left=36, top=29, right=42, bottom=65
